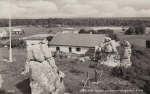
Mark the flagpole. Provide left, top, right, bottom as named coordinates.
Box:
left=9, top=1, right=13, bottom=62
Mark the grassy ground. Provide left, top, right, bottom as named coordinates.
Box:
left=0, top=26, right=148, bottom=94
left=0, top=48, right=144, bottom=94
left=117, top=32, right=150, bottom=48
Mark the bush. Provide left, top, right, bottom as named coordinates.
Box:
left=125, top=26, right=136, bottom=35
left=135, top=24, right=146, bottom=34
left=97, top=29, right=114, bottom=34
left=69, top=67, right=84, bottom=74
left=79, top=29, right=88, bottom=34
left=107, top=33, right=120, bottom=41
left=89, top=63, right=97, bottom=68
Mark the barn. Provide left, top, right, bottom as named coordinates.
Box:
left=49, top=33, right=106, bottom=55
left=11, top=28, right=25, bottom=35
left=23, top=34, right=55, bottom=46
left=62, top=27, right=79, bottom=34
left=0, top=28, right=8, bottom=38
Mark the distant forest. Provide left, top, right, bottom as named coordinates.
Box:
left=0, top=17, right=150, bottom=27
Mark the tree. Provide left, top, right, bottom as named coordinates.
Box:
left=79, top=29, right=87, bottom=34
left=108, top=33, right=120, bottom=41
left=125, top=26, right=136, bottom=35
left=135, top=24, right=146, bottom=34
left=125, top=24, right=146, bottom=35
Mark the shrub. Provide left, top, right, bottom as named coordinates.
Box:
left=125, top=26, right=136, bottom=35
left=79, top=29, right=88, bottom=34
left=97, top=29, right=114, bottom=34
left=69, top=67, right=84, bottom=74
left=107, top=33, right=120, bottom=41
left=88, top=64, right=96, bottom=68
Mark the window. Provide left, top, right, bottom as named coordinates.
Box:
left=69, top=47, right=72, bottom=52
left=56, top=47, right=60, bottom=51
left=76, top=47, right=81, bottom=52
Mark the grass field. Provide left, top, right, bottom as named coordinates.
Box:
left=0, top=48, right=144, bottom=94
left=116, top=32, right=150, bottom=48
left=0, top=26, right=149, bottom=94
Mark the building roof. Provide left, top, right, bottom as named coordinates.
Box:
left=22, top=34, right=55, bottom=40
left=0, top=28, right=7, bottom=32
left=49, top=33, right=106, bottom=47
left=12, top=28, right=23, bottom=32
left=4, top=28, right=23, bottom=32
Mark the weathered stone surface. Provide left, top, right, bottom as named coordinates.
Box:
left=99, top=37, right=120, bottom=67
left=95, top=37, right=132, bottom=68
left=25, top=40, right=65, bottom=94
left=0, top=75, right=3, bottom=88
left=120, top=40, right=132, bottom=68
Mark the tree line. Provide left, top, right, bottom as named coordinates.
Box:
left=0, top=17, right=150, bottom=27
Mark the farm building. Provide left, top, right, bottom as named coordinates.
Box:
left=61, top=27, right=79, bottom=34
left=0, top=28, right=8, bottom=38
left=5, top=28, right=25, bottom=35
left=23, top=34, right=55, bottom=46
left=11, top=28, right=25, bottom=35
left=49, top=33, right=106, bottom=54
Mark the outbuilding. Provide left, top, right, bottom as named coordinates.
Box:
left=49, top=33, right=106, bottom=54
left=0, top=28, right=8, bottom=38
left=23, top=34, right=55, bottom=46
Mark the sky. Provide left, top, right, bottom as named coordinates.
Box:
left=0, top=0, right=150, bottom=18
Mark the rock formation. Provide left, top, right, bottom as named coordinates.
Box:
left=95, top=37, right=132, bottom=68
left=0, top=75, right=3, bottom=88
left=119, top=40, right=132, bottom=68
left=23, top=39, right=65, bottom=94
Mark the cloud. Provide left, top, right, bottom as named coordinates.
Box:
left=0, top=0, right=150, bottom=18
left=0, top=0, right=58, bottom=18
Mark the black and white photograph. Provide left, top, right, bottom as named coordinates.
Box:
left=0, top=0, right=150, bottom=94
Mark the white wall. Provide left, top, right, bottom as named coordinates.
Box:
left=0, top=31, right=8, bottom=38
left=49, top=46, right=89, bottom=54
left=62, top=30, right=79, bottom=34
left=26, top=40, right=42, bottom=46
left=26, top=41, right=89, bottom=55
left=72, top=47, right=88, bottom=54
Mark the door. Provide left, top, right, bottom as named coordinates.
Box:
left=69, top=47, right=72, bottom=53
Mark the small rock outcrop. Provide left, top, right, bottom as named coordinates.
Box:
left=95, top=37, right=132, bottom=68
left=119, top=40, right=132, bottom=68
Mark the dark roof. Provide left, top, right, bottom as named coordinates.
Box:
left=49, top=33, right=106, bottom=47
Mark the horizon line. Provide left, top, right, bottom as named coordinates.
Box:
left=0, top=17, right=150, bottom=20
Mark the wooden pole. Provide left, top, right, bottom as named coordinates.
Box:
left=86, top=72, right=89, bottom=87
left=9, top=1, right=12, bottom=62
left=94, top=69, right=98, bottom=82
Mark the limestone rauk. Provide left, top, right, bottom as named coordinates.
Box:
left=23, top=39, right=65, bottom=94
left=95, top=37, right=132, bottom=68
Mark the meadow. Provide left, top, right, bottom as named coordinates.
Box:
left=0, top=47, right=143, bottom=94
left=0, top=26, right=149, bottom=94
